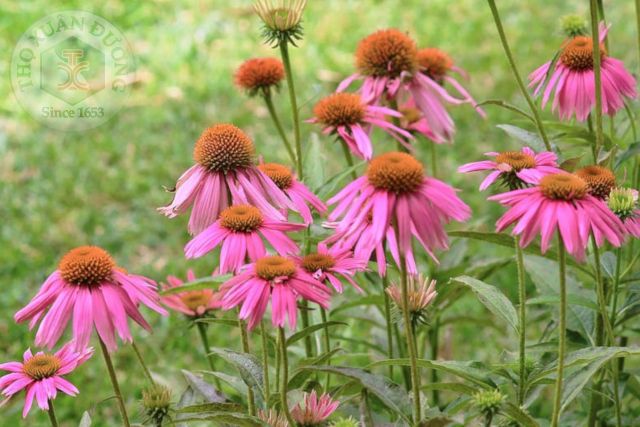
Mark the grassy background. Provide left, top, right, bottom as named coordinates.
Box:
left=1, top=0, right=638, bottom=425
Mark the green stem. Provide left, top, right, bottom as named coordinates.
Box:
left=263, top=91, right=296, bottom=164
left=590, top=0, right=604, bottom=158
left=260, top=321, right=271, bottom=406
left=279, top=41, right=303, bottom=178
left=400, top=256, right=421, bottom=424
left=47, top=399, right=59, bottom=427
left=339, top=139, right=358, bottom=180
left=239, top=319, right=256, bottom=416
left=551, top=235, right=567, bottom=427
left=486, top=0, right=552, bottom=151
left=592, top=239, right=614, bottom=345
left=382, top=275, right=394, bottom=379
left=98, top=338, right=131, bottom=427
left=429, top=317, right=440, bottom=407
left=299, top=300, right=313, bottom=357
left=131, top=341, right=155, bottom=385
left=484, top=412, right=493, bottom=427
left=278, top=327, right=296, bottom=426
left=196, top=322, right=223, bottom=390
left=515, top=236, right=527, bottom=405
left=430, top=141, right=438, bottom=178
left=610, top=247, right=623, bottom=427
left=320, top=307, right=332, bottom=389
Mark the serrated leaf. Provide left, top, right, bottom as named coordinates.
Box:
left=286, top=321, right=346, bottom=346
left=209, top=348, right=263, bottom=396
left=370, top=359, right=495, bottom=388
left=160, top=276, right=231, bottom=295
left=181, top=370, right=225, bottom=403
left=452, top=276, right=519, bottom=333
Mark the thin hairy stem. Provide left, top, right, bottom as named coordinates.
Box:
left=131, top=341, right=155, bottom=385
left=590, top=0, right=605, bottom=158
left=400, top=255, right=421, bottom=423
left=239, top=319, right=256, bottom=416
left=320, top=307, right=332, bottom=389
left=260, top=321, right=271, bottom=405
left=515, top=236, right=527, bottom=405
left=430, top=317, right=440, bottom=407
left=47, top=400, right=59, bottom=427
left=551, top=235, right=567, bottom=427
left=382, top=275, right=394, bottom=379
left=278, top=328, right=296, bottom=426
left=339, top=139, right=358, bottom=180
left=99, top=338, right=131, bottom=427
left=279, top=42, right=303, bottom=178
left=299, top=300, right=313, bottom=357
left=263, top=91, right=296, bottom=164
left=196, top=322, right=223, bottom=390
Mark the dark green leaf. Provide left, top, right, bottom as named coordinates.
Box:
left=171, top=412, right=265, bottom=426
left=181, top=370, right=225, bottom=403
left=286, top=321, right=346, bottom=346
left=496, top=124, right=546, bottom=153
left=370, top=359, right=495, bottom=388
left=161, top=276, right=231, bottom=295
left=175, top=402, right=243, bottom=414
left=209, top=348, right=263, bottom=396
left=288, top=348, right=344, bottom=389
left=501, top=402, right=540, bottom=427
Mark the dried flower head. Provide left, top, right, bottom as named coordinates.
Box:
left=142, top=384, right=172, bottom=425
left=561, top=14, right=588, bottom=37
left=235, top=58, right=285, bottom=96
left=472, top=389, right=505, bottom=417
left=387, top=275, right=437, bottom=325
left=254, top=0, right=307, bottom=46
left=607, top=187, right=638, bottom=220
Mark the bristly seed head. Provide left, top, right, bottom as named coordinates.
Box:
left=356, top=29, right=418, bottom=78
left=417, top=48, right=453, bottom=81
left=301, top=253, right=336, bottom=273
left=193, top=124, right=255, bottom=172
left=258, top=162, right=294, bottom=189
left=367, top=151, right=424, bottom=194
left=219, top=205, right=263, bottom=232
left=495, top=151, right=536, bottom=172
left=560, top=36, right=606, bottom=71
left=540, top=173, right=588, bottom=201
left=472, top=389, right=505, bottom=417
left=235, top=58, right=285, bottom=95
left=256, top=256, right=296, bottom=281
left=59, top=246, right=115, bottom=286
left=142, top=384, right=172, bottom=425
left=313, top=93, right=366, bottom=128
left=575, top=165, right=616, bottom=199
left=23, top=354, right=61, bottom=380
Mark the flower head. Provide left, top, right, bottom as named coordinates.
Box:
left=325, top=152, right=470, bottom=275
left=235, top=58, right=285, bottom=96
left=417, top=48, right=453, bottom=83
left=386, top=275, right=437, bottom=325
left=219, top=255, right=330, bottom=330
left=161, top=270, right=221, bottom=317
left=254, top=0, right=307, bottom=46
left=258, top=162, right=327, bottom=224
left=0, top=342, right=92, bottom=417
left=310, top=92, right=413, bottom=159
left=529, top=24, right=637, bottom=121
left=159, top=124, right=295, bottom=235
left=141, top=384, right=172, bottom=426
left=490, top=173, right=625, bottom=261
left=458, top=147, right=562, bottom=190
left=472, top=389, right=505, bottom=418
left=185, top=204, right=305, bottom=273
left=355, top=29, right=418, bottom=78
left=575, top=165, right=616, bottom=199
left=297, top=243, right=367, bottom=293
left=608, top=187, right=640, bottom=237
left=291, top=390, right=340, bottom=426
left=14, top=246, right=167, bottom=352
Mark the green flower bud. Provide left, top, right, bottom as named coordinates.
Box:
left=472, top=389, right=505, bottom=417
left=608, top=187, right=638, bottom=220
left=561, top=14, right=588, bottom=37
left=142, top=384, right=171, bottom=425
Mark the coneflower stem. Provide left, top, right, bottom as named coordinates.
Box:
left=239, top=319, right=256, bottom=416
left=47, top=400, right=59, bottom=427
left=551, top=235, right=567, bottom=427
left=486, top=0, right=552, bottom=152
left=279, top=41, right=303, bottom=178
left=98, top=338, right=131, bottom=427
left=515, top=236, right=527, bottom=405
left=259, top=321, right=271, bottom=405
left=382, top=275, right=394, bottom=379
left=610, top=248, right=623, bottom=427
left=592, top=237, right=614, bottom=345
left=399, top=255, right=421, bottom=424
left=590, top=0, right=605, bottom=158
left=278, top=327, right=296, bottom=426
left=429, top=317, right=440, bottom=407
left=320, top=307, right=332, bottom=389
left=300, top=301, right=313, bottom=357
left=263, top=91, right=296, bottom=164
left=339, top=139, right=358, bottom=180
left=131, top=341, right=155, bottom=385
left=430, top=141, right=438, bottom=178
left=196, top=322, right=222, bottom=390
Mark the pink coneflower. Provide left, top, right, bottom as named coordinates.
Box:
left=219, top=255, right=330, bottom=330
left=575, top=165, right=616, bottom=200
left=291, top=390, right=340, bottom=426
left=458, top=147, right=562, bottom=190
left=160, top=270, right=221, bottom=317
left=258, top=162, right=327, bottom=224
left=490, top=173, right=625, bottom=261
left=339, top=30, right=482, bottom=143
left=296, top=243, right=367, bottom=293
left=158, top=124, right=294, bottom=235
left=185, top=204, right=305, bottom=273
left=326, top=152, right=471, bottom=275
left=14, top=246, right=167, bottom=352
left=0, top=342, right=92, bottom=417
left=309, top=92, right=413, bottom=159
left=607, top=187, right=640, bottom=238
left=529, top=25, right=637, bottom=121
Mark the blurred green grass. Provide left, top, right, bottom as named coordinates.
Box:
left=0, top=0, right=638, bottom=425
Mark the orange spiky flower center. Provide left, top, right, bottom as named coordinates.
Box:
left=235, top=58, right=285, bottom=92
left=417, top=48, right=453, bottom=81
left=495, top=151, right=537, bottom=172
left=560, top=36, right=607, bottom=71
left=219, top=205, right=263, bottom=232
left=367, top=151, right=424, bottom=194
left=256, top=256, right=296, bottom=280
left=313, top=93, right=366, bottom=127
left=59, top=246, right=115, bottom=286
left=355, top=29, right=418, bottom=78
left=575, top=165, right=616, bottom=199
left=23, top=354, right=61, bottom=380
left=258, top=163, right=293, bottom=189
left=301, top=253, right=336, bottom=273
left=193, top=124, right=255, bottom=172
left=540, top=173, right=588, bottom=200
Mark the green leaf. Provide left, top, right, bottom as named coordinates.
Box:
left=79, top=411, right=92, bottom=427
left=286, top=321, right=346, bottom=347
left=202, top=371, right=247, bottom=395
left=420, top=382, right=477, bottom=395
left=288, top=348, right=344, bottom=389
left=501, top=402, right=540, bottom=427
left=160, top=276, right=231, bottom=295
left=615, top=141, right=640, bottom=169
left=181, top=370, right=225, bottom=403
left=452, top=276, right=519, bottom=333
left=299, top=365, right=411, bottom=423
left=172, top=412, right=265, bottom=426
left=559, top=155, right=584, bottom=172
left=370, top=359, right=495, bottom=388
left=175, top=402, right=243, bottom=414
left=209, top=348, right=263, bottom=396
left=331, top=295, right=383, bottom=315
left=526, top=294, right=598, bottom=311
left=316, top=161, right=365, bottom=197
left=477, top=100, right=535, bottom=123
left=496, top=124, right=547, bottom=153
